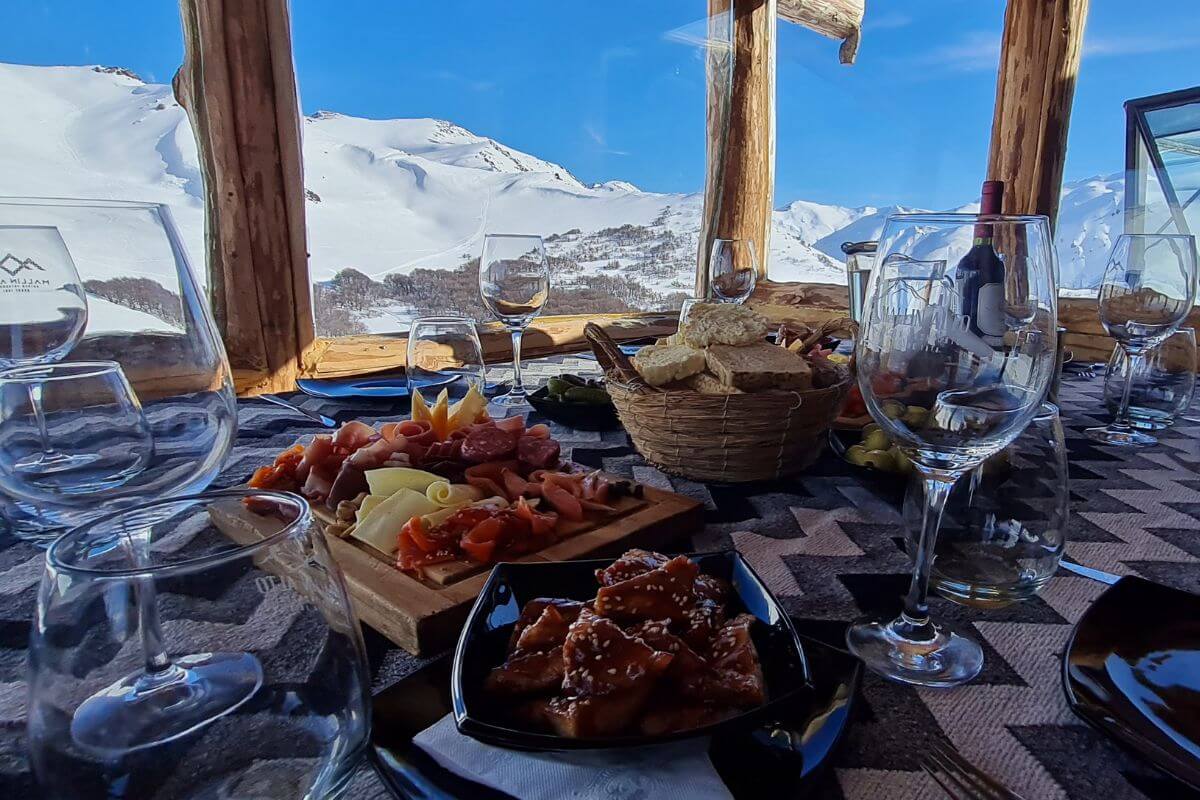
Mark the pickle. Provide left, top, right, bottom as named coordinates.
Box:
left=559, top=373, right=588, bottom=387
left=547, top=377, right=574, bottom=397
left=564, top=386, right=611, bottom=404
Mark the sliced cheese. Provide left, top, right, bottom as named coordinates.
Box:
left=365, top=466, right=443, bottom=497
left=421, top=505, right=461, bottom=528
left=411, top=389, right=432, bottom=424
left=425, top=481, right=484, bottom=507
left=430, top=388, right=450, bottom=440
left=447, top=383, right=487, bottom=432
left=356, top=494, right=384, bottom=525
left=350, top=487, right=439, bottom=554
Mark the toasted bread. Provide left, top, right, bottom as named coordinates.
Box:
left=631, top=343, right=706, bottom=387
left=704, top=343, right=812, bottom=391
left=680, top=303, right=770, bottom=348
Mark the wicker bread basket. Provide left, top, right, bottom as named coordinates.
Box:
left=584, top=320, right=852, bottom=483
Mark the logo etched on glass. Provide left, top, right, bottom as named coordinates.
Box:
left=0, top=253, right=46, bottom=278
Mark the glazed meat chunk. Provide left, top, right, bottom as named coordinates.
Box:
left=506, top=598, right=586, bottom=653
left=594, top=555, right=698, bottom=622
left=690, top=614, right=766, bottom=708
left=562, top=609, right=673, bottom=697
left=485, top=646, right=565, bottom=696
left=514, top=604, right=575, bottom=653
left=595, top=548, right=669, bottom=587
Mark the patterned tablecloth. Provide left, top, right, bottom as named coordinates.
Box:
left=2, top=361, right=1199, bottom=800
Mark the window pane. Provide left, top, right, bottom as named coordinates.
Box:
left=292, top=2, right=729, bottom=337
left=770, top=1, right=1003, bottom=283
left=0, top=3, right=203, bottom=335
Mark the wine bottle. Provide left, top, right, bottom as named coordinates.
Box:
left=956, top=180, right=1006, bottom=347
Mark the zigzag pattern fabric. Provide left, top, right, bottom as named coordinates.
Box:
left=1, top=366, right=1197, bottom=799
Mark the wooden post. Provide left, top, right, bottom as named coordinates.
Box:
left=777, top=0, right=864, bottom=64
left=986, top=0, right=1089, bottom=227
left=174, top=0, right=315, bottom=394
left=699, top=0, right=776, bottom=298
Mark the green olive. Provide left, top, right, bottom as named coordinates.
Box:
left=862, top=449, right=896, bottom=471
left=883, top=401, right=907, bottom=419
left=846, top=444, right=870, bottom=466
left=891, top=447, right=914, bottom=476
left=862, top=430, right=891, bottom=451
left=862, top=423, right=882, bottom=438
left=902, top=406, right=928, bottom=428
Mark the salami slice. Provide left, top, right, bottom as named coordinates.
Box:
left=518, top=436, right=561, bottom=470
left=461, top=427, right=519, bottom=463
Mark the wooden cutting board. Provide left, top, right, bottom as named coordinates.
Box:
left=213, top=480, right=703, bottom=656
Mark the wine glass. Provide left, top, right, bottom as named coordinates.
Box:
left=406, top=315, right=486, bottom=396
left=1087, top=233, right=1197, bottom=446
left=708, top=238, right=757, bottom=303
left=0, top=362, right=153, bottom=495
left=1104, top=327, right=1196, bottom=430
left=0, top=225, right=90, bottom=475
left=478, top=234, right=550, bottom=410
left=0, top=198, right=237, bottom=540
left=849, top=213, right=1057, bottom=687
left=28, top=489, right=371, bottom=799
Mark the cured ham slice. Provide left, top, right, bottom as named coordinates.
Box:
left=593, top=556, right=698, bottom=622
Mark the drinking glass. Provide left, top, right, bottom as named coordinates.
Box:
left=678, top=297, right=704, bottom=328
left=848, top=213, right=1057, bottom=687
left=0, top=225, right=88, bottom=365
left=478, top=234, right=550, bottom=409
left=0, top=198, right=237, bottom=539
left=0, top=362, right=153, bottom=495
left=903, top=402, right=1068, bottom=607
left=708, top=238, right=757, bottom=304
left=406, top=315, right=486, bottom=396
left=1087, top=233, right=1197, bottom=446
left=28, top=490, right=371, bottom=799
left=1103, top=327, right=1196, bottom=430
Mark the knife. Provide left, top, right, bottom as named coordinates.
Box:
left=1059, top=559, right=1122, bottom=585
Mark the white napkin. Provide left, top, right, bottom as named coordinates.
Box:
left=413, top=714, right=734, bottom=800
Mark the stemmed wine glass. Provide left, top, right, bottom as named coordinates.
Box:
left=849, top=213, right=1057, bottom=687
left=1087, top=233, right=1197, bottom=446
left=0, top=225, right=89, bottom=473
left=708, top=238, right=757, bottom=303
left=478, top=234, right=550, bottom=410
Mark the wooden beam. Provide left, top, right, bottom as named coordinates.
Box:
left=986, top=0, right=1089, bottom=226
left=777, top=0, right=864, bottom=64
left=174, top=0, right=315, bottom=394
left=700, top=0, right=776, bottom=297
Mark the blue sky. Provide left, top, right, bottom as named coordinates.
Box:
left=2, top=1, right=1197, bottom=209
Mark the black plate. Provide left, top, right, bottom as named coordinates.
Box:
left=526, top=386, right=621, bottom=431
left=370, top=626, right=862, bottom=799
left=1063, top=575, right=1200, bottom=791
left=450, top=552, right=810, bottom=751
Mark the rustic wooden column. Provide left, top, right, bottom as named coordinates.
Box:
left=777, top=0, right=864, bottom=64
left=174, top=0, right=315, bottom=394
left=699, top=0, right=776, bottom=297
left=986, top=0, right=1089, bottom=227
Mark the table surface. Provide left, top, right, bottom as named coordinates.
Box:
left=2, top=361, right=1200, bottom=800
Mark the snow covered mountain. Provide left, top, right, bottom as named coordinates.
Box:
left=0, top=62, right=1126, bottom=335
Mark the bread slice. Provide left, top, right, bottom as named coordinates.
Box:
left=681, top=303, right=769, bottom=348
left=632, top=343, right=706, bottom=387
left=704, top=343, right=812, bottom=391
left=685, top=371, right=744, bottom=395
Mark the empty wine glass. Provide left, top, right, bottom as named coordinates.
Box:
left=28, top=489, right=371, bottom=799
left=0, top=225, right=90, bottom=476
left=0, top=198, right=237, bottom=539
left=708, top=238, right=757, bottom=304
left=478, top=234, right=550, bottom=409
left=1103, top=326, right=1196, bottom=430
left=407, top=315, right=487, bottom=395
left=0, top=362, right=153, bottom=496
left=849, top=213, right=1057, bottom=687
left=1088, top=234, right=1198, bottom=446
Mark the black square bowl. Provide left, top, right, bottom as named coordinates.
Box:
left=450, top=551, right=811, bottom=751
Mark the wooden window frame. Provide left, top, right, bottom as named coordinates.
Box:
left=179, top=0, right=1116, bottom=394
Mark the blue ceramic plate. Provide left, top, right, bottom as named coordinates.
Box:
left=450, top=552, right=812, bottom=752
left=296, top=373, right=457, bottom=399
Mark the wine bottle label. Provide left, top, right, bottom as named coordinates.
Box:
left=976, top=282, right=1005, bottom=336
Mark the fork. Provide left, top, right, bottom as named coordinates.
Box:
left=258, top=393, right=338, bottom=428
left=920, top=737, right=1026, bottom=800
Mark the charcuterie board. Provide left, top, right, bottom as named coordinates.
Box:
left=213, top=479, right=703, bottom=655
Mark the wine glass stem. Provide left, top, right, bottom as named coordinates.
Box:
left=122, top=529, right=173, bottom=675
left=510, top=328, right=527, bottom=397
left=1113, top=349, right=1142, bottom=431
left=27, top=383, right=57, bottom=455
left=901, top=469, right=958, bottom=636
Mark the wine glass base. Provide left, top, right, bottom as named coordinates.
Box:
left=1085, top=425, right=1157, bottom=447
left=845, top=615, right=983, bottom=688
left=489, top=391, right=531, bottom=411
left=70, top=652, right=264, bottom=755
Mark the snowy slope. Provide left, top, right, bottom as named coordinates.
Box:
left=0, top=62, right=1128, bottom=335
